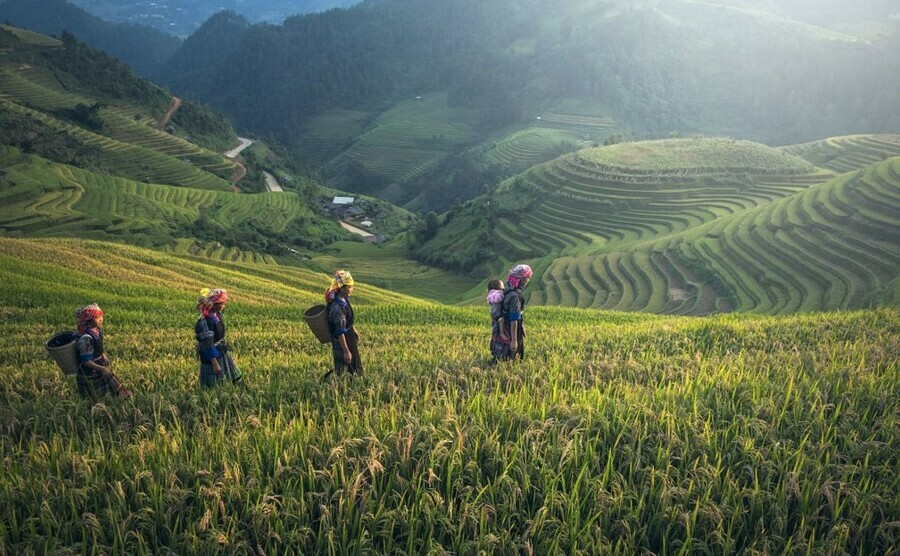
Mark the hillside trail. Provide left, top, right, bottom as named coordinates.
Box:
left=228, top=163, right=246, bottom=192
left=224, top=137, right=254, bottom=193
left=156, top=96, right=182, bottom=131
left=263, top=171, right=283, bottom=192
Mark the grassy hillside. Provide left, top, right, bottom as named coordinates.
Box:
left=416, top=137, right=900, bottom=314
left=318, top=93, right=485, bottom=203
left=0, top=28, right=239, bottom=188
left=0, top=146, right=346, bottom=253
left=538, top=156, right=900, bottom=313
left=0, top=26, right=409, bottom=258
left=1, top=236, right=898, bottom=553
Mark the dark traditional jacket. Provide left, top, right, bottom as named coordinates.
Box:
left=76, top=328, right=104, bottom=374
left=327, top=297, right=355, bottom=349
left=195, top=313, right=226, bottom=364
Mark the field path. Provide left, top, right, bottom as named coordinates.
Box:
left=156, top=96, right=182, bottom=131
left=263, top=171, right=283, bottom=192
left=228, top=162, right=246, bottom=192
left=340, top=221, right=374, bottom=239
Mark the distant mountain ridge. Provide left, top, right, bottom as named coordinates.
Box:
left=0, top=0, right=180, bottom=79
left=67, top=0, right=359, bottom=36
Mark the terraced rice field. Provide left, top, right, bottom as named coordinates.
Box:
left=0, top=63, right=237, bottom=190
left=486, top=127, right=579, bottom=169
left=485, top=137, right=900, bottom=314
left=295, top=109, right=370, bottom=164
left=0, top=66, right=81, bottom=109
left=324, top=93, right=482, bottom=185
left=534, top=111, right=615, bottom=138
left=0, top=147, right=318, bottom=246
left=485, top=107, right=615, bottom=173
left=783, top=134, right=900, bottom=174
left=537, top=156, right=900, bottom=314
left=2, top=100, right=233, bottom=190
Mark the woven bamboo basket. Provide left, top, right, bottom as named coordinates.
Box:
left=46, top=331, right=80, bottom=375
left=304, top=305, right=331, bottom=344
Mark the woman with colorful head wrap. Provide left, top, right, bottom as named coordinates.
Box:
left=323, top=270, right=363, bottom=380
left=74, top=303, right=131, bottom=399
left=194, top=288, right=242, bottom=387
left=496, top=264, right=533, bottom=361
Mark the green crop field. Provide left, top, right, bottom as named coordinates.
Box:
left=484, top=103, right=616, bottom=175
left=783, top=134, right=900, bottom=174
left=0, top=35, right=238, bottom=191
left=537, top=156, right=900, bottom=314
left=323, top=93, right=483, bottom=186
left=419, top=136, right=900, bottom=314
left=1, top=237, right=898, bottom=554
left=0, top=98, right=235, bottom=191
left=0, top=147, right=341, bottom=254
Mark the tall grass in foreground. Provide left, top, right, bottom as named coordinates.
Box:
left=0, top=240, right=897, bottom=554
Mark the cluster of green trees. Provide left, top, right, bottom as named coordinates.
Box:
left=0, top=111, right=109, bottom=172
left=184, top=204, right=346, bottom=253
left=169, top=99, right=237, bottom=152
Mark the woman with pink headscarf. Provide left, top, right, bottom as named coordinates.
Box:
left=74, top=303, right=131, bottom=399
left=194, top=288, right=242, bottom=387
left=498, top=264, right=533, bottom=361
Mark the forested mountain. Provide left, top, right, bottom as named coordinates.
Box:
left=0, top=0, right=180, bottom=79
left=67, top=0, right=359, bottom=36
left=157, top=0, right=900, bottom=211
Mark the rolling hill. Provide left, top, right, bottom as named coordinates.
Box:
left=416, top=136, right=900, bottom=314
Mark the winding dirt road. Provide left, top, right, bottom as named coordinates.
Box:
left=156, top=96, right=181, bottom=131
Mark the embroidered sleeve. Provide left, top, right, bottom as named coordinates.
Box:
left=195, top=318, right=220, bottom=360
left=77, top=334, right=95, bottom=363
left=503, top=292, right=523, bottom=321
left=328, top=304, right=348, bottom=338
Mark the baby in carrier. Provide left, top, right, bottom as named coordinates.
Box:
left=487, top=279, right=508, bottom=361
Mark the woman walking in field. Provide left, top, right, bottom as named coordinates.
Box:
left=499, top=264, right=533, bottom=361
left=195, top=288, right=243, bottom=387
left=74, top=303, right=132, bottom=399
left=487, top=278, right=509, bottom=363
left=322, top=270, right=363, bottom=380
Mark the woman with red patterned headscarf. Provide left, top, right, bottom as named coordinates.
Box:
left=74, top=303, right=131, bottom=399
left=194, top=288, right=242, bottom=387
